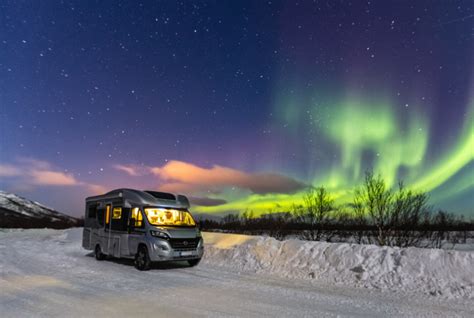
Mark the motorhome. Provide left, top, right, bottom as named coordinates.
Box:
left=82, top=188, right=203, bottom=270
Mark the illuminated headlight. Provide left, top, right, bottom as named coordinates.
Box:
left=150, top=230, right=170, bottom=239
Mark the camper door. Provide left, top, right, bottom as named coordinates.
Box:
left=127, top=207, right=145, bottom=255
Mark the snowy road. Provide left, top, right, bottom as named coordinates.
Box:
left=1, top=229, right=473, bottom=317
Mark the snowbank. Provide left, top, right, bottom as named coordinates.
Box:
left=202, top=232, right=474, bottom=299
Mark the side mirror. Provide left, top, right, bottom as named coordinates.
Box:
left=128, top=218, right=136, bottom=233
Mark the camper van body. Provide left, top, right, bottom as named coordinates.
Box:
left=82, top=189, right=203, bottom=270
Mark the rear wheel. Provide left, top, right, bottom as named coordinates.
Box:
left=135, top=246, right=151, bottom=271
left=187, top=258, right=201, bottom=267
left=95, top=244, right=105, bottom=261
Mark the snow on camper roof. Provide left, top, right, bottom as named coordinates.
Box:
left=86, top=188, right=190, bottom=209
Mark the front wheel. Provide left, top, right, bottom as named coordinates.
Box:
left=135, top=246, right=151, bottom=271
left=187, top=258, right=201, bottom=267
left=95, top=244, right=106, bottom=261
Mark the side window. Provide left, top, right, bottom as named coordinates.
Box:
left=137, top=210, right=143, bottom=227
left=88, top=204, right=97, bottom=219
left=131, top=207, right=144, bottom=228
left=105, top=205, right=111, bottom=226
left=112, top=207, right=122, bottom=219
left=97, top=208, right=104, bottom=226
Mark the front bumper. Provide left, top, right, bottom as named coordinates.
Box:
left=149, top=237, right=204, bottom=262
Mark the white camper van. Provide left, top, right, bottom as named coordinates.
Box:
left=82, top=189, right=203, bottom=270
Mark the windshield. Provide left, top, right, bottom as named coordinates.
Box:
left=144, top=208, right=196, bottom=227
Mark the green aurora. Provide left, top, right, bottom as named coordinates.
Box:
left=195, top=95, right=473, bottom=216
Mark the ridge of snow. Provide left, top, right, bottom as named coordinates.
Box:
left=202, top=232, right=474, bottom=299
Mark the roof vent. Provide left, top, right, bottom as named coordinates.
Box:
left=144, top=191, right=176, bottom=201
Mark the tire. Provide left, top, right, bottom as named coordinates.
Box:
left=135, top=245, right=151, bottom=271
left=187, top=258, right=201, bottom=267
left=95, top=244, right=106, bottom=261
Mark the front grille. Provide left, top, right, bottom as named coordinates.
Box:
left=174, top=247, right=196, bottom=252
left=169, top=238, right=200, bottom=249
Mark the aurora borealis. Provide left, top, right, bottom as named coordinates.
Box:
left=1, top=1, right=473, bottom=217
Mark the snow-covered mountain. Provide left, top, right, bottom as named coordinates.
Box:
left=0, top=191, right=79, bottom=228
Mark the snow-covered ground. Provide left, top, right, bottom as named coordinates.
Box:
left=1, top=229, right=473, bottom=317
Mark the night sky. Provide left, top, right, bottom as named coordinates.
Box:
left=1, top=1, right=473, bottom=217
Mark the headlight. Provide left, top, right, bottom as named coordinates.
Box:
left=150, top=230, right=170, bottom=239
left=196, top=230, right=202, bottom=238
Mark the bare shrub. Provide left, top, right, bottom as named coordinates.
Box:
left=389, top=183, right=431, bottom=247
left=353, top=172, right=432, bottom=247
left=294, top=187, right=335, bottom=241
left=353, top=172, right=393, bottom=246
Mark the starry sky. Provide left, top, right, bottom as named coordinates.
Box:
left=1, top=1, right=473, bottom=217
